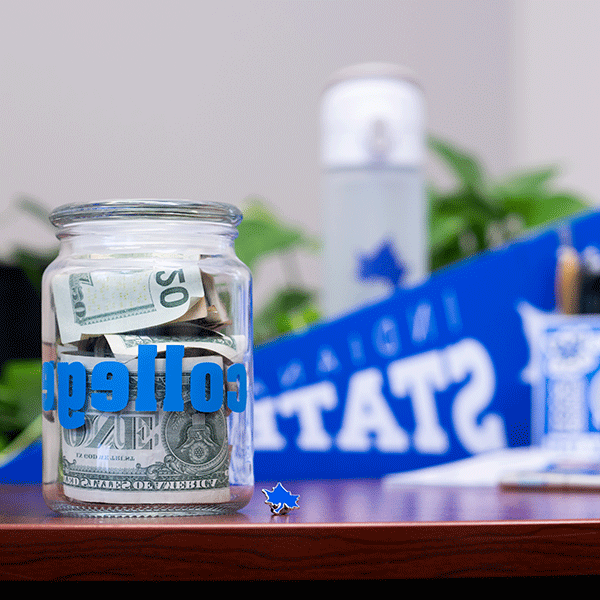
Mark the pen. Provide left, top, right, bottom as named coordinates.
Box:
left=555, top=228, right=581, bottom=314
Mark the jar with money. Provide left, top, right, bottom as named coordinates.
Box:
left=41, top=199, right=254, bottom=516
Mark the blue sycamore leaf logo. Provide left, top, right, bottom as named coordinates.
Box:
left=262, top=482, right=300, bottom=515
left=357, top=239, right=406, bottom=288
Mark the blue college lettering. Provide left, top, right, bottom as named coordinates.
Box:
left=42, top=344, right=248, bottom=429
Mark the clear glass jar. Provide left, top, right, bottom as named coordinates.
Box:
left=41, top=199, right=254, bottom=517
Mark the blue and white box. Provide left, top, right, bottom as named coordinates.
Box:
left=531, top=313, right=600, bottom=454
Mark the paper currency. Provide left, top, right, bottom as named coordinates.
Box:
left=59, top=354, right=231, bottom=505
left=104, top=331, right=246, bottom=362
left=52, top=267, right=206, bottom=343
left=201, top=270, right=230, bottom=328
left=49, top=261, right=248, bottom=506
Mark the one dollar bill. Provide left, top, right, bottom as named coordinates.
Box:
left=59, top=354, right=231, bottom=505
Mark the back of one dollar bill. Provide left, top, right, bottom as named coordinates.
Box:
left=60, top=354, right=231, bottom=505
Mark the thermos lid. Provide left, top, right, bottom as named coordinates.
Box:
left=321, top=62, right=425, bottom=169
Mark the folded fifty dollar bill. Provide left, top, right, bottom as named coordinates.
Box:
left=52, top=267, right=205, bottom=343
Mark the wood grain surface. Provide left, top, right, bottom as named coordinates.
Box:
left=1, top=481, right=600, bottom=579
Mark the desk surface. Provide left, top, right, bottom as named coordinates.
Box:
left=2, top=479, right=600, bottom=579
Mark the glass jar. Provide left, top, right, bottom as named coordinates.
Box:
left=41, top=199, right=254, bottom=517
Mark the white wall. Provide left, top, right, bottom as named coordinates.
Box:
left=513, top=0, right=600, bottom=202
left=0, top=0, right=596, bottom=305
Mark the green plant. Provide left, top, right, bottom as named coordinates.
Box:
left=235, top=198, right=321, bottom=345
left=0, top=360, right=42, bottom=456
left=1, top=196, right=58, bottom=296
left=428, top=137, right=590, bottom=271
left=0, top=196, right=56, bottom=460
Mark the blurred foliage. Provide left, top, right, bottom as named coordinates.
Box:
left=0, top=196, right=55, bottom=458
left=428, top=137, right=590, bottom=271
left=235, top=198, right=319, bottom=271
left=235, top=198, right=322, bottom=345
left=0, top=359, right=42, bottom=455
left=1, top=196, right=58, bottom=297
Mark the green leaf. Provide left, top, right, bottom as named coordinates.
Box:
left=0, top=415, right=42, bottom=462
left=14, top=195, right=52, bottom=225
left=254, top=287, right=321, bottom=345
left=0, top=359, right=42, bottom=435
left=491, top=166, right=559, bottom=199
left=8, top=247, right=58, bottom=296
left=235, top=198, right=318, bottom=271
left=429, top=137, right=486, bottom=192
left=429, top=241, right=465, bottom=272
left=429, top=213, right=467, bottom=252
left=431, top=189, right=503, bottom=228
left=512, top=194, right=589, bottom=228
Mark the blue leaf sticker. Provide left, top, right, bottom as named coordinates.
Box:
left=262, top=482, right=300, bottom=515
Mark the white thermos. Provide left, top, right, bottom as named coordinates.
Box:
left=320, top=62, right=427, bottom=318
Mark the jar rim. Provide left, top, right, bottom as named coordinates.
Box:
left=49, top=199, right=243, bottom=227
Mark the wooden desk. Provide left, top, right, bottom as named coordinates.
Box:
left=1, top=479, right=600, bottom=579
